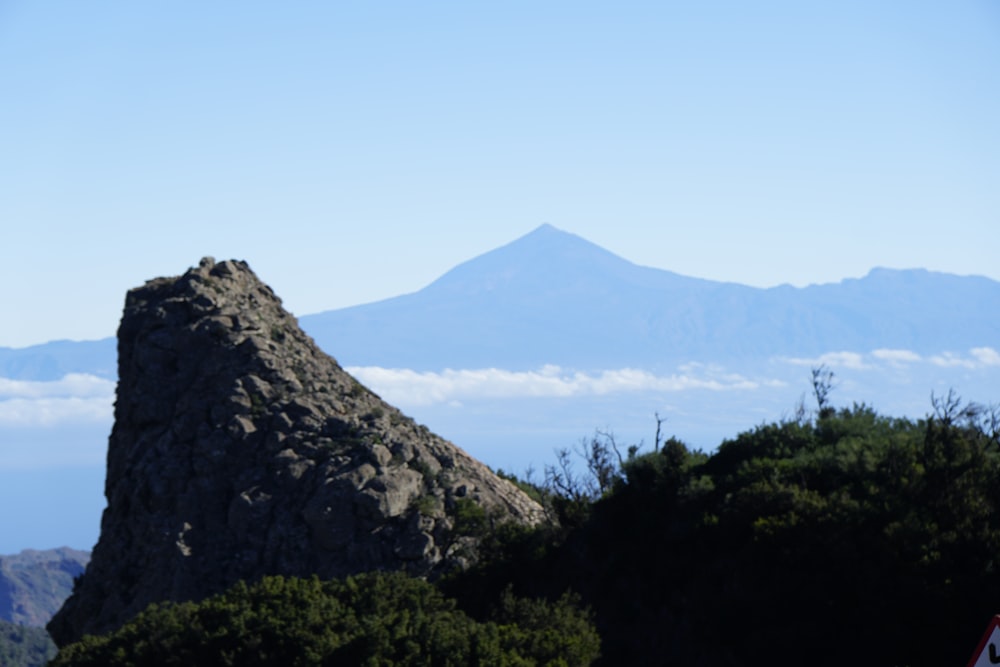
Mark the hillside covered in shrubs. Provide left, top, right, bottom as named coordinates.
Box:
left=52, top=376, right=1000, bottom=666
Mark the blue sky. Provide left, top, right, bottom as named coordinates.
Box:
left=2, top=1, right=999, bottom=348
left=2, top=1, right=1000, bottom=551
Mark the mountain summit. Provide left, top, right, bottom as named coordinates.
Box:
left=6, top=225, right=997, bottom=380
left=422, top=223, right=689, bottom=297
left=300, top=225, right=1000, bottom=371
left=48, top=258, right=543, bottom=646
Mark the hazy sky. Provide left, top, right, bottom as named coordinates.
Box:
left=2, top=1, right=998, bottom=348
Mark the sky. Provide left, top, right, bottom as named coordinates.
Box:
left=3, top=1, right=1000, bottom=551
left=2, top=1, right=999, bottom=348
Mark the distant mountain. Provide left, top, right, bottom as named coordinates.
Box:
left=2, top=224, right=997, bottom=377
left=0, top=339, right=115, bottom=381
left=1, top=226, right=997, bottom=559
left=299, top=224, right=1000, bottom=370
left=0, top=548, right=89, bottom=627
left=0, top=620, right=55, bottom=667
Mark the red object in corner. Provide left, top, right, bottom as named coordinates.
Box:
left=967, top=615, right=1000, bottom=667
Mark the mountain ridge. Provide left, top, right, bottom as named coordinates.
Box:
left=298, top=225, right=1000, bottom=370
left=0, top=547, right=89, bottom=627
left=422, top=223, right=707, bottom=298
left=2, top=225, right=998, bottom=379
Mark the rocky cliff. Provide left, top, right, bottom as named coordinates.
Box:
left=48, top=258, right=544, bottom=646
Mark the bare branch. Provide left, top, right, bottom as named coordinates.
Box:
left=811, top=365, right=836, bottom=416
left=577, top=433, right=617, bottom=497
left=544, top=447, right=588, bottom=502
left=654, top=412, right=665, bottom=453
left=931, top=389, right=964, bottom=426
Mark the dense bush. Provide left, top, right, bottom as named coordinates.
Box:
left=50, top=380, right=1000, bottom=666
left=51, top=571, right=599, bottom=666
left=454, top=393, right=1000, bottom=666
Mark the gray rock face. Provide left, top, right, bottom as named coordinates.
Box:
left=48, top=258, right=544, bottom=646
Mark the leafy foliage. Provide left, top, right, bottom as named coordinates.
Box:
left=454, top=391, right=1000, bottom=666
left=50, top=572, right=599, bottom=666
left=48, top=374, right=1000, bottom=666
left=451, top=497, right=489, bottom=538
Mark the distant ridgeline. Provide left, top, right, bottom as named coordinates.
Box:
left=0, top=338, right=115, bottom=381
left=297, top=225, right=1000, bottom=370
left=4, top=226, right=998, bottom=376
left=0, top=548, right=89, bottom=667
left=0, top=548, right=89, bottom=627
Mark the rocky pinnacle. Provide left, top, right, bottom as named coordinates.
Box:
left=48, top=258, right=544, bottom=646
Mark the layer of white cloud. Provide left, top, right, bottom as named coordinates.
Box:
left=0, top=374, right=114, bottom=426
left=2, top=348, right=995, bottom=426
left=0, top=397, right=113, bottom=426
left=927, top=347, right=1000, bottom=369
left=971, top=347, right=1000, bottom=366
left=0, top=373, right=114, bottom=399
left=779, top=351, right=870, bottom=370
left=929, top=352, right=978, bottom=369
left=347, top=364, right=779, bottom=408
left=778, top=347, right=1000, bottom=372
left=871, top=348, right=923, bottom=364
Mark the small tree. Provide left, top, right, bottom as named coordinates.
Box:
left=543, top=415, right=668, bottom=510
left=811, top=364, right=836, bottom=419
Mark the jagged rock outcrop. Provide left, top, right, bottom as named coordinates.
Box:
left=49, top=258, right=544, bottom=646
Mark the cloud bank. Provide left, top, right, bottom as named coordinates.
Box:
left=0, top=373, right=114, bottom=399
left=0, top=373, right=114, bottom=426
left=778, top=347, right=1000, bottom=372
left=346, top=364, right=779, bottom=408
left=1, top=348, right=995, bottom=424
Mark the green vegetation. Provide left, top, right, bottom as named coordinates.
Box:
left=409, top=459, right=436, bottom=485
left=0, top=620, right=57, bottom=667
left=51, top=572, right=599, bottom=666
left=249, top=393, right=266, bottom=417
left=451, top=382, right=1000, bottom=666
left=451, top=497, right=489, bottom=538
left=50, top=372, right=1000, bottom=666
left=348, top=379, right=366, bottom=399
left=413, top=493, right=440, bottom=516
